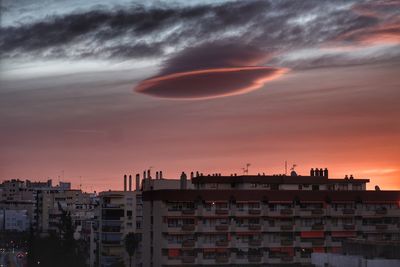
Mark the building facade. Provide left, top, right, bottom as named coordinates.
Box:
left=97, top=174, right=143, bottom=267
left=142, top=169, right=400, bottom=266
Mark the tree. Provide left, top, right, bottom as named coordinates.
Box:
left=27, top=226, right=36, bottom=266
left=124, top=233, right=141, bottom=267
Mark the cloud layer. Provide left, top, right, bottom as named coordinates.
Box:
left=1, top=0, right=399, bottom=99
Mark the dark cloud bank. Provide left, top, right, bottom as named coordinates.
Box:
left=1, top=0, right=399, bottom=99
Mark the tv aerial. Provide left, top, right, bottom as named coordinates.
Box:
left=243, top=163, right=251, bottom=175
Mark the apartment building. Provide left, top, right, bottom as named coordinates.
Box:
left=142, top=169, right=400, bottom=266
left=97, top=171, right=185, bottom=267
left=0, top=179, right=97, bottom=234
left=97, top=174, right=143, bottom=267
left=0, top=179, right=37, bottom=228
left=36, top=188, right=97, bottom=233
left=0, top=209, right=29, bottom=232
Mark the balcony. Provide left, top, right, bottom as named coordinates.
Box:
left=280, top=209, right=293, bottom=215
left=182, top=209, right=195, bottom=215
left=248, top=224, right=262, bottom=231
left=280, top=225, right=293, bottom=231
left=281, top=239, right=294, bottom=246
left=312, top=224, right=324, bottom=230
left=248, top=255, right=262, bottom=263
left=311, top=209, right=324, bottom=215
left=375, top=209, right=387, bottom=215
left=215, top=209, right=229, bottom=215
left=281, top=256, right=294, bottom=262
left=249, top=239, right=262, bottom=246
left=181, top=224, right=195, bottom=231
left=181, top=256, right=195, bottom=264
left=215, top=240, right=229, bottom=247
left=248, top=209, right=261, bottom=215
left=215, top=224, right=229, bottom=231
left=312, top=239, right=325, bottom=246
left=102, top=203, right=123, bottom=209
left=343, top=209, right=355, bottom=215
left=375, top=224, right=388, bottom=230
left=264, top=225, right=280, bottom=232
left=215, top=256, right=229, bottom=263
left=182, top=240, right=195, bottom=247
left=343, top=224, right=355, bottom=230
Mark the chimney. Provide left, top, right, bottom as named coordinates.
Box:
left=123, top=174, right=127, bottom=191
left=180, top=172, right=187, bottom=190
left=160, top=171, right=163, bottom=179
left=310, top=168, right=315, bottom=176
left=135, top=174, right=140, bottom=191
left=147, top=169, right=151, bottom=179
left=318, top=168, right=323, bottom=176
left=156, top=171, right=159, bottom=179
left=190, top=172, right=194, bottom=179
left=323, top=168, right=329, bottom=178
left=143, top=170, right=146, bottom=179
left=129, top=175, right=132, bottom=191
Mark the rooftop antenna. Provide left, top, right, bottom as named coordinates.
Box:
left=285, top=161, right=287, bottom=175
left=243, top=163, right=251, bottom=175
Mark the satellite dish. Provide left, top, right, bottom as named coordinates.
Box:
left=375, top=185, right=380, bottom=191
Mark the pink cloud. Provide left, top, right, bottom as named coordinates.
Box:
left=134, top=66, right=288, bottom=99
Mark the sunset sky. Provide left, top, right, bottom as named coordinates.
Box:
left=1, top=0, right=399, bottom=192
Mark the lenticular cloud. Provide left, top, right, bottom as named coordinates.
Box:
left=134, top=66, right=287, bottom=100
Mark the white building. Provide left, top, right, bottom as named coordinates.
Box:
left=1, top=209, right=30, bottom=232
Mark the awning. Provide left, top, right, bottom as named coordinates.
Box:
left=168, top=249, right=180, bottom=257
left=313, top=247, right=325, bottom=253
left=301, top=231, right=324, bottom=238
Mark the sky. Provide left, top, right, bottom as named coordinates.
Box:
left=0, top=0, right=399, bottom=192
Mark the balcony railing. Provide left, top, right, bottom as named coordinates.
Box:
left=343, top=209, right=355, bottom=215
left=280, top=225, right=293, bottom=231
left=280, top=209, right=293, bottom=215
left=215, top=224, right=229, bottom=231
left=216, top=256, right=229, bottom=263
left=281, top=239, right=294, bottom=246
left=311, top=209, right=324, bottom=215
left=343, top=224, right=355, bottom=230
left=248, top=224, right=262, bottom=231
left=375, top=224, right=388, bottom=230
left=181, top=224, right=195, bottom=231
left=182, top=240, right=195, bottom=247
left=215, top=209, right=229, bottom=215
left=375, top=209, right=387, bottom=215
left=215, top=240, right=229, bottom=247
left=248, top=209, right=261, bottom=215
left=182, top=209, right=195, bottom=215
left=281, top=256, right=294, bottom=262
left=312, top=224, right=324, bottom=230
left=312, top=239, right=325, bottom=246
left=248, top=255, right=262, bottom=262
left=181, top=256, right=195, bottom=264
left=249, top=239, right=262, bottom=246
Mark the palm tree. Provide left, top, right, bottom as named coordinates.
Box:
left=124, top=232, right=140, bottom=267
